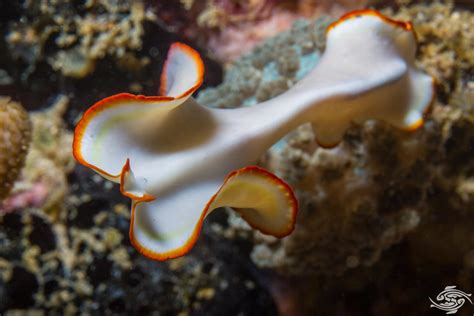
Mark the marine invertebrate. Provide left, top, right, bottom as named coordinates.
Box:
left=73, top=10, right=434, bottom=260
left=0, top=97, right=31, bottom=201
left=211, top=3, right=474, bottom=278
left=6, top=0, right=154, bottom=78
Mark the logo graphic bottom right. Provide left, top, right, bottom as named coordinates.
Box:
left=430, top=285, right=473, bottom=315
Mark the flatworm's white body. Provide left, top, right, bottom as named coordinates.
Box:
left=73, top=10, right=434, bottom=260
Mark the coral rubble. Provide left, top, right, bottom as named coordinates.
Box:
left=5, top=0, right=155, bottom=78
left=0, top=97, right=31, bottom=200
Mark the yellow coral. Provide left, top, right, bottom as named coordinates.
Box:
left=0, top=97, right=31, bottom=200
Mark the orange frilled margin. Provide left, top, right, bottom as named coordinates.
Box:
left=72, top=43, right=206, bottom=258
left=327, top=9, right=414, bottom=34
left=72, top=93, right=175, bottom=181
left=73, top=10, right=432, bottom=261
left=325, top=9, right=435, bottom=136
left=160, top=42, right=205, bottom=96
left=129, top=166, right=299, bottom=261
left=73, top=43, right=298, bottom=261
left=73, top=42, right=204, bottom=182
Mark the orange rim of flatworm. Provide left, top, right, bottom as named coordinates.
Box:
left=73, top=93, right=175, bottom=180
left=73, top=43, right=204, bottom=189
left=325, top=9, right=435, bottom=136
left=159, top=42, right=205, bottom=97
left=315, top=79, right=436, bottom=146
left=403, top=76, right=437, bottom=132
left=229, top=166, right=298, bottom=238
left=314, top=77, right=437, bottom=145
left=129, top=166, right=298, bottom=261
left=327, top=9, right=414, bottom=35
left=315, top=140, right=340, bottom=149
left=119, top=159, right=156, bottom=202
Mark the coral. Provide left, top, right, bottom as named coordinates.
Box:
left=5, top=0, right=155, bottom=78
left=198, top=2, right=474, bottom=278
left=390, top=2, right=474, bottom=98
left=1, top=96, right=75, bottom=214
left=156, top=0, right=368, bottom=64
left=0, top=97, right=31, bottom=201
left=197, top=16, right=333, bottom=108
left=200, top=0, right=371, bottom=63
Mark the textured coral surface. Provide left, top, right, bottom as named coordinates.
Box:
left=197, top=17, right=333, bottom=109
left=0, top=97, right=31, bottom=200
left=5, top=0, right=154, bottom=78
left=157, top=0, right=369, bottom=63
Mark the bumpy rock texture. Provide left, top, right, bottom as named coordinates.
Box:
left=0, top=96, right=75, bottom=214
left=174, top=0, right=368, bottom=63
left=199, top=0, right=474, bottom=282
left=0, top=97, right=31, bottom=200
left=197, top=16, right=333, bottom=108
left=5, top=0, right=154, bottom=78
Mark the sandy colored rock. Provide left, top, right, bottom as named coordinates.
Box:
left=0, top=97, right=31, bottom=200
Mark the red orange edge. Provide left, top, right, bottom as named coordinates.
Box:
left=315, top=77, right=436, bottom=149
left=72, top=42, right=204, bottom=190
left=327, top=9, right=414, bottom=34
left=129, top=166, right=298, bottom=261
left=74, top=10, right=436, bottom=260
left=231, top=166, right=298, bottom=238
left=119, top=159, right=156, bottom=202
left=160, top=42, right=205, bottom=96
left=403, top=77, right=437, bottom=132
left=316, top=10, right=436, bottom=148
